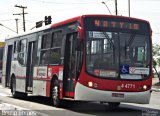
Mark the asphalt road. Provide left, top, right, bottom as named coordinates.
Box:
left=0, top=84, right=160, bottom=116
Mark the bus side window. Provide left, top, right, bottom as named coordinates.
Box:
left=13, top=41, right=18, bottom=60
left=17, top=40, right=21, bottom=52
left=40, top=33, right=51, bottom=65
left=14, top=41, right=16, bottom=53
left=60, top=36, right=66, bottom=65
left=36, top=35, right=42, bottom=65
left=50, top=31, right=62, bottom=65
left=17, top=39, right=27, bottom=65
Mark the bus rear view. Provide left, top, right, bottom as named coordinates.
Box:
left=75, top=15, right=152, bottom=106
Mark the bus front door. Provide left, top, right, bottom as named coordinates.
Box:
left=26, top=41, right=35, bottom=92
left=63, top=33, right=77, bottom=98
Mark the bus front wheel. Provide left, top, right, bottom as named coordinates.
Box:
left=51, top=80, right=61, bottom=107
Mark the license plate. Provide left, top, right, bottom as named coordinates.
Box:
left=112, top=93, right=124, bottom=98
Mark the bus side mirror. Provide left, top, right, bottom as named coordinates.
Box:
left=77, top=26, right=83, bottom=40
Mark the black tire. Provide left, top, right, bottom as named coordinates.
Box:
left=50, top=80, right=62, bottom=107
left=108, top=102, right=120, bottom=109
left=11, top=77, right=19, bottom=98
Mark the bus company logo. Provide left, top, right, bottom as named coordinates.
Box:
left=129, top=67, right=149, bottom=75
left=129, top=67, right=136, bottom=74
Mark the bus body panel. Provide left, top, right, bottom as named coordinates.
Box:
left=32, top=66, right=64, bottom=97
left=75, top=82, right=151, bottom=104
left=2, top=44, right=7, bottom=87
left=78, top=70, right=152, bottom=92
left=11, top=61, right=26, bottom=92
left=16, top=79, right=26, bottom=92
left=33, top=80, right=47, bottom=96
left=78, top=62, right=152, bottom=92
left=32, top=66, right=47, bottom=96
left=46, top=66, right=64, bottom=97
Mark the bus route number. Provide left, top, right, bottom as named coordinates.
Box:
left=121, top=84, right=136, bottom=89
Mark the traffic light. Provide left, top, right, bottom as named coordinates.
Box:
left=45, top=16, right=48, bottom=25
left=44, top=16, right=52, bottom=25
left=36, top=21, right=43, bottom=28
left=48, top=16, right=52, bottom=24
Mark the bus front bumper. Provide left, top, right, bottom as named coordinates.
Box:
left=75, top=82, right=151, bottom=104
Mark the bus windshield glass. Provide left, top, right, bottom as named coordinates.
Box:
left=84, top=17, right=151, bottom=80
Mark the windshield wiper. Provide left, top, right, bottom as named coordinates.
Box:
left=127, top=33, right=136, bottom=47
left=102, top=31, right=115, bottom=49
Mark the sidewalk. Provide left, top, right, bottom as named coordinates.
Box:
left=152, top=77, right=160, bottom=92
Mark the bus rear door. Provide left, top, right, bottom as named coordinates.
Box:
left=26, top=41, right=36, bottom=92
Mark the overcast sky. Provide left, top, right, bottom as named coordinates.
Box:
left=0, top=0, right=160, bottom=44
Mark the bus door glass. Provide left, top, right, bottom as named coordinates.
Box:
left=26, top=41, right=36, bottom=91
left=64, top=32, right=77, bottom=97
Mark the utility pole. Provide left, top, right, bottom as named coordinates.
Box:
left=15, top=18, right=19, bottom=34
left=13, top=5, right=28, bottom=32
left=115, top=0, right=118, bottom=15
left=128, top=0, right=130, bottom=17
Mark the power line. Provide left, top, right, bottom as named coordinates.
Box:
left=0, top=12, right=13, bottom=15
left=29, top=0, right=98, bottom=4
left=0, top=19, right=14, bottom=22
left=0, top=23, right=17, bottom=33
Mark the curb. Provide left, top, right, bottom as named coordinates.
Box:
left=152, top=87, right=160, bottom=92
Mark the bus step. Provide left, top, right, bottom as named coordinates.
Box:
left=26, top=91, right=32, bottom=94
left=63, top=97, right=75, bottom=101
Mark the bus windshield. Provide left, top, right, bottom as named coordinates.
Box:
left=86, top=31, right=151, bottom=79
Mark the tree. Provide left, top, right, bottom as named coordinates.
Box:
left=152, top=44, right=160, bottom=66
left=152, top=44, right=160, bottom=82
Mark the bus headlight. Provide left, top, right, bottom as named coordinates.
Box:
left=88, top=81, right=93, bottom=87
left=143, top=85, right=147, bottom=90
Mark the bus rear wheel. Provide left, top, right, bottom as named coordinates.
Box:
left=51, top=80, right=61, bottom=107
left=11, top=77, right=19, bottom=98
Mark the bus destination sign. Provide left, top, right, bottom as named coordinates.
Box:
left=94, top=20, right=139, bottom=30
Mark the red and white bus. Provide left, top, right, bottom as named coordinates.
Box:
left=2, top=14, right=152, bottom=107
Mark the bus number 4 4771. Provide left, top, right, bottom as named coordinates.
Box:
left=121, top=84, right=136, bottom=89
